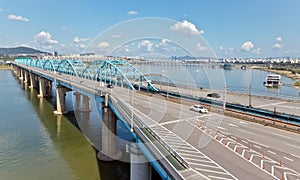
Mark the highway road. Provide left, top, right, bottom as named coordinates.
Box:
left=114, top=88, right=300, bottom=180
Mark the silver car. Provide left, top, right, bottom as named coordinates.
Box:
left=190, top=105, right=208, bottom=113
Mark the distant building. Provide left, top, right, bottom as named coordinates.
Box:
left=53, top=51, right=58, bottom=57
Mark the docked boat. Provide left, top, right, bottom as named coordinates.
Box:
left=264, top=74, right=281, bottom=87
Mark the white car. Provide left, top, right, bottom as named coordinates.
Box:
left=190, top=105, right=208, bottom=113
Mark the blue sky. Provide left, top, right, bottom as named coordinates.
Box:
left=0, top=0, right=300, bottom=58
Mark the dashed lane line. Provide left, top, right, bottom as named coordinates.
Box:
left=285, top=143, right=300, bottom=149
left=254, top=145, right=262, bottom=149
left=267, top=150, right=276, bottom=155
left=271, top=132, right=293, bottom=140
left=248, top=139, right=269, bottom=148
left=256, top=102, right=286, bottom=108
left=291, top=154, right=300, bottom=159
left=283, top=156, right=294, bottom=162
left=237, top=129, right=254, bottom=135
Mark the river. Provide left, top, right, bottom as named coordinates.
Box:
left=137, top=63, right=299, bottom=99
left=0, top=70, right=100, bottom=180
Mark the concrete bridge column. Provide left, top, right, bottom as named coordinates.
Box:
left=130, top=143, right=151, bottom=180
left=104, top=93, right=109, bottom=107
left=37, top=77, right=46, bottom=98
left=97, top=106, right=122, bottom=161
left=24, top=71, right=28, bottom=83
left=45, top=80, right=52, bottom=98
left=53, top=86, right=69, bottom=115
left=80, top=95, right=92, bottom=112
left=19, top=69, right=24, bottom=80
left=73, top=92, right=81, bottom=110
left=29, top=73, right=34, bottom=89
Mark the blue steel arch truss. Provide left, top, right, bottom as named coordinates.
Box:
left=56, top=60, right=86, bottom=77
left=81, top=60, right=158, bottom=91
left=15, top=58, right=158, bottom=92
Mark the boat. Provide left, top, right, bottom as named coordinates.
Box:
left=264, top=74, right=281, bottom=87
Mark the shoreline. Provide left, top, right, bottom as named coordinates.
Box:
left=0, top=65, right=12, bottom=70
left=250, top=66, right=300, bottom=80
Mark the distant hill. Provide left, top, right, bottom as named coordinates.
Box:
left=0, top=46, right=48, bottom=56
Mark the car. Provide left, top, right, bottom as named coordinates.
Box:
left=190, top=105, right=208, bottom=113
left=207, top=92, right=221, bottom=98
left=107, top=84, right=114, bottom=88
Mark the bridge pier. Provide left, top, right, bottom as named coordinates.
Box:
left=24, top=70, right=28, bottom=83
left=97, top=106, right=122, bottom=161
left=104, top=93, right=109, bottom=107
left=81, top=95, right=92, bottom=112
left=54, top=85, right=70, bottom=115
left=29, top=73, right=34, bottom=89
left=19, top=69, right=24, bottom=80
left=130, top=144, right=152, bottom=180
left=37, top=77, right=47, bottom=98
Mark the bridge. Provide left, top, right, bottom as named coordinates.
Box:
left=12, top=58, right=300, bottom=180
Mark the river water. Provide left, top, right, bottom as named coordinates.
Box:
left=137, top=64, right=299, bottom=99
left=0, top=70, right=100, bottom=180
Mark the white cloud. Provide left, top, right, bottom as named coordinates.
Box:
left=98, top=42, right=110, bottom=50
left=128, top=10, right=138, bottom=15
left=276, top=37, right=282, bottom=42
left=61, top=26, right=67, bottom=30
left=138, top=40, right=153, bottom=52
left=73, top=36, right=89, bottom=43
left=196, top=43, right=209, bottom=51
left=0, top=8, right=3, bottom=12
left=272, top=43, right=283, bottom=49
left=34, top=31, right=58, bottom=45
left=240, top=41, right=254, bottom=52
left=170, top=20, right=204, bottom=36
left=219, top=46, right=224, bottom=51
left=8, top=14, right=29, bottom=22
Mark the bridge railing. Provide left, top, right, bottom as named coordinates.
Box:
left=109, top=94, right=189, bottom=169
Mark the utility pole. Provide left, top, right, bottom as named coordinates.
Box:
left=249, top=83, right=252, bottom=107
left=223, top=85, right=227, bottom=110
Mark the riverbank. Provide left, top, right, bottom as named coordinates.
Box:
left=250, top=66, right=300, bottom=80
left=0, top=65, right=11, bottom=70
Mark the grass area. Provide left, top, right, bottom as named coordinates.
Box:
left=293, top=81, right=300, bottom=88
left=0, top=65, right=11, bottom=69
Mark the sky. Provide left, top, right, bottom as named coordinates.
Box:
left=0, top=0, right=300, bottom=58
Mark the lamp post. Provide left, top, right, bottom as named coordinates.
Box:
left=249, top=83, right=252, bottom=107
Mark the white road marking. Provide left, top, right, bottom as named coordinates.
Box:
left=195, top=168, right=229, bottom=175
left=242, top=140, right=248, bottom=144
left=184, top=157, right=214, bottom=164
left=218, top=126, right=227, bottom=131
left=254, top=145, right=262, bottom=149
left=267, top=150, right=276, bottom=155
left=248, top=139, right=269, bottom=148
left=283, top=156, right=294, bottom=162
left=256, top=102, right=285, bottom=108
left=285, top=143, right=300, bottom=149
left=271, top=132, right=293, bottom=140
left=208, top=175, right=234, bottom=180
left=239, top=121, right=248, bottom=125
left=237, top=129, right=254, bottom=135
left=226, top=123, right=238, bottom=127
left=291, top=154, right=300, bottom=159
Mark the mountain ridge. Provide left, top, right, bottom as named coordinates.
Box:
left=0, top=46, right=48, bottom=56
